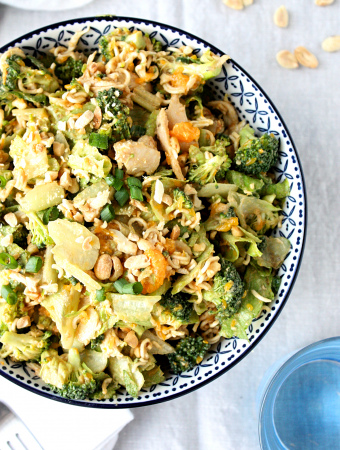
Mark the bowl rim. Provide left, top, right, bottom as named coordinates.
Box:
left=0, top=15, right=307, bottom=409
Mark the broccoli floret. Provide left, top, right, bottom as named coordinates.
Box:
left=18, top=60, right=60, bottom=94
left=0, top=293, right=26, bottom=337
left=43, top=348, right=103, bottom=400
left=234, top=125, right=279, bottom=176
left=258, top=236, right=267, bottom=253
left=99, top=36, right=114, bottom=62
left=167, top=336, right=210, bottom=374
left=96, top=88, right=131, bottom=143
left=188, top=144, right=231, bottom=185
left=0, top=330, right=51, bottom=361
left=160, top=291, right=193, bottom=323
left=202, top=136, right=232, bottom=157
left=51, top=378, right=99, bottom=400
left=26, top=211, right=53, bottom=249
left=165, top=188, right=195, bottom=219
left=224, top=206, right=237, bottom=219
left=55, top=58, right=83, bottom=85
left=151, top=38, right=163, bottom=52
left=189, top=154, right=228, bottom=185
left=0, top=224, right=28, bottom=249
left=90, top=334, right=105, bottom=351
left=203, top=257, right=245, bottom=320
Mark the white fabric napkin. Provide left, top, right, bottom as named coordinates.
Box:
left=0, top=0, right=94, bottom=11
left=0, top=376, right=133, bottom=450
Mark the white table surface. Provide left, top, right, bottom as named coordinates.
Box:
left=0, top=0, right=339, bottom=449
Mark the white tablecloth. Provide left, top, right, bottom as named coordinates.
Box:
left=0, top=1, right=340, bottom=449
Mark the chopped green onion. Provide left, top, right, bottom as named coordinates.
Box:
left=25, top=256, right=43, bottom=273
left=130, top=125, right=146, bottom=139
left=115, top=169, right=124, bottom=179
left=115, top=188, right=129, bottom=207
left=0, top=253, right=18, bottom=269
left=112, top=178, right=124, bottom=191
left=105, top=174, right=115, bottom=186
left=68, top=276, right=78, bottom=286
left=0, top=176, right=7, bottom=188
left=96, top=288, right=106, bottom=302
left=130, top=186, right=143, bottom=202
left=113, top=278, right=143, bottom=295
left=1, top=284, right=17, bottom=305
left=100, top=204, right=115, bottom=222
left=42, top=206, right=59, bottom=225
left=127, top=177, right=142, bottom=189
left=89, top=133, right=109, bottom=149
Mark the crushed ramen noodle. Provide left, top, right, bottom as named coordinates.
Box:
left=0, top=27, right=290, bottom=399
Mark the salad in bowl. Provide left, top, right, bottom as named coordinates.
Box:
left=0, top=22, right=295, bottom=403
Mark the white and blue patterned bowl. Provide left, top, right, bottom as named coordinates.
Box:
left=0, top=16, right=307, bottom=408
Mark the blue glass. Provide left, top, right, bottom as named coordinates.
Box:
left=257, top=337, right=340, bottom=450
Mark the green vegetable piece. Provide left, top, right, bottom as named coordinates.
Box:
left=90, top=334, right=105, bottom=351
left=260, top=178, right=290, bottom=199
left=160, top=291, right=194, bottom=324
left=89, top=132, right=109, bottom=149
left=105, top=174, right=115, bottom=186
left=0, top=253, right=18, bottom=269
left=130, top=125, right=146, bottom=139
left=1, top=285, right=18, bottom=305
left=115, top=188, right=129, bottom=207
left=25, top=256, right=43, bottom=273
left=0, top=331, right=51, bottom=361
left=0, top=176, right=7, bottom=188
left=143, top=365, right=165, bottom=388
left=96, top=288, right=106, bottom=302
left=113, top=178, right=124, bottom=191
left=100, top=204, right=115, bottom=222
left=151, top=38, right=163, bottom=52
left=227, top=170, right=264, bottom=195
left=145, top=110, right=159, bottom=137
left=167, top=336, right=210, bottom=374
left=115, top=169, right=124, bottom=179
left=124, top=31, right=146, bottom=50
left=97, top=88, right=131, bottom=143
left=131, top=86, right=161, bottom=112
left=203, top=257, right=245, bottom=321
left=55, top=57, right=83, bottom=84
left=130, top=186, right=143, bottom=202
left=272, top=276, right=281, bottom=295
left=113, top=278, right=143, bottom=295
left=234, top=125, right=279, bottom=176
left=26, top=212, right=54, bottom=248
left=42, top=206, right=59, bottom=225
left=127, top=177, right=142, bottom=189
left=108, top=355, right=144, bottom=398
left=219, top=264, right=275, bottom=340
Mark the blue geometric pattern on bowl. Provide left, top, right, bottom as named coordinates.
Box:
left=0, top=17, right=307, bottom=408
